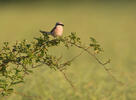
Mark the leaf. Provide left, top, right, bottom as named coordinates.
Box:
left=27, top=70, right=33, bottom=73
left=11, top=81, right=24, bottom=85
left=0, top=57, right=3, bottom=60
left=7, top=88, right=14, bottom=93
left=90, top=37, right=97, bottom=43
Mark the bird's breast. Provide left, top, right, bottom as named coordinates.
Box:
left=54, top=26, right=63, bottom=36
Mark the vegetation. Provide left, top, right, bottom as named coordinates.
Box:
left=0, top=32, right=111, bottom=96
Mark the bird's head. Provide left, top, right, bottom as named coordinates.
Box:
left=55, top=22, right=64, bottom=26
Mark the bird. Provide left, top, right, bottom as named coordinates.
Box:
left=40, top=22, right=64, bottom=37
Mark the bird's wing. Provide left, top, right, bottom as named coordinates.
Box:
left=40, top=30, right=51, bottom=34
left=50, top=26, right=56, bottom=33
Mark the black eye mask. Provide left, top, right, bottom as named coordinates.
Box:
left=56, top=24, right=64, bottom=26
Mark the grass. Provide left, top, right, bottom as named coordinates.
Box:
left=0, top=2, right=136, bottom=100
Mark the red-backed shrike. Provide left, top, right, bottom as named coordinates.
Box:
left=40, top=22, right=64, bottom=37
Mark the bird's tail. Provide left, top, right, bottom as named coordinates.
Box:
left=40, top=30, right=51, bottom=35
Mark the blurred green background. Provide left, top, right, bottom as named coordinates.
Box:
left=0, top=1, right=136, bottom=100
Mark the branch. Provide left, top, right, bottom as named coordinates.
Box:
left=67, top=41, right=124, bottom=85
left=0, top=32, right=119, bottom=97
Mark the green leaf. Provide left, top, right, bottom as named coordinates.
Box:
left=27, top=70, right=33, bottom=73
left=11, top=81, right=24, bottom=85
left=7, top=88, right=14, bottom=93
left=90, top=37, right=97, bottom=43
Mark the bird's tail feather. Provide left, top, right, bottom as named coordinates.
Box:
left=40, top=30, right=51, bottom=35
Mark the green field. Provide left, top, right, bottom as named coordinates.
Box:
left=0, top=2, right=136, bottom=100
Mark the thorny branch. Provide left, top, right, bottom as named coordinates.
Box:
left=0, top=32, right=122, bottom=97
left=67, top=41, right=124, bottom=85
left=31, top=46, right=91, bottom=91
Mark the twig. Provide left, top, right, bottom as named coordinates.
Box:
left=60, top=47, right=90, bottom=69
left=59, top=69, right=76, bottom=91
left=32, top=63, right=44, bottom=68
left=56, top=47, right=91, bottom=91
left=32, top=49, right=89, bottom=91
left=68, top=41, right=124, bottom=85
